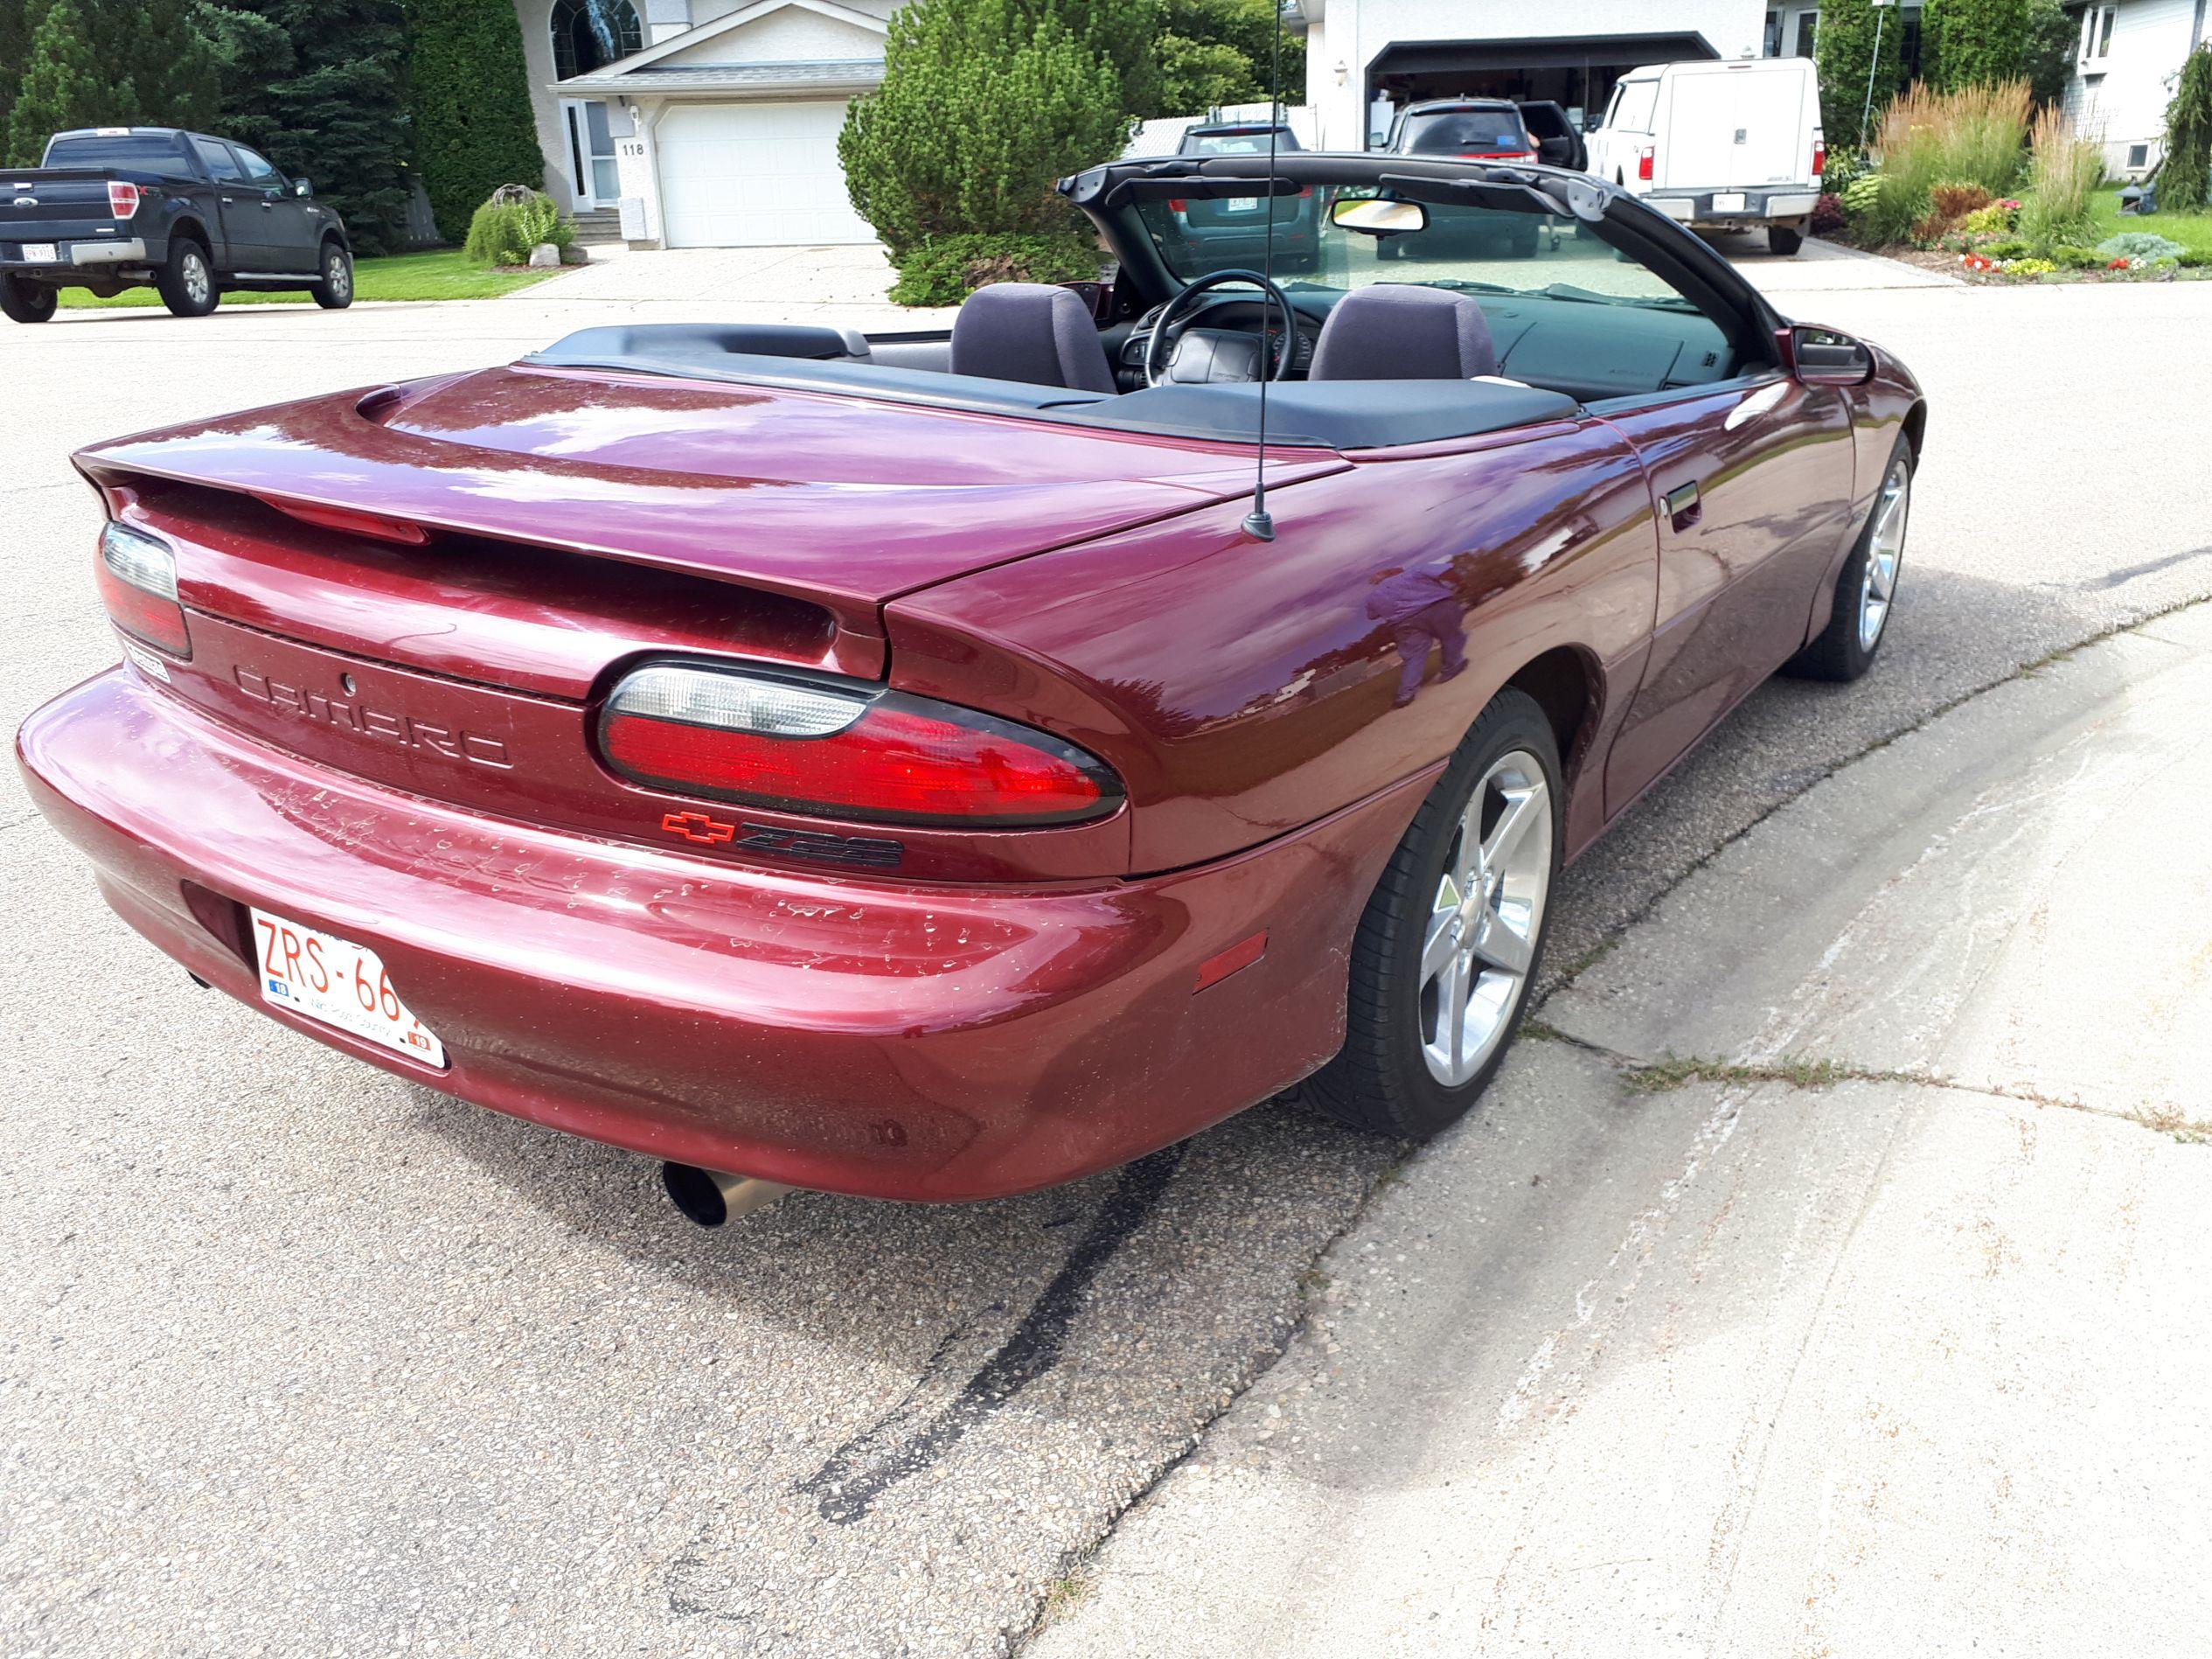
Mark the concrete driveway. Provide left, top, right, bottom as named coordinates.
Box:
left=3, top=277, right=2211, bottom=1656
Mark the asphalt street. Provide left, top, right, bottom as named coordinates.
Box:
left=3, top=268, right=2210, bottom=1656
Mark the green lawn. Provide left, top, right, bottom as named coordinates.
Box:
left=2088, top=187, right=2212, bottom=254
left=58, top=248, right=567, bottom=309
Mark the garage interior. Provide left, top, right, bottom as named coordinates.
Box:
left=1367, top=32, right=1720, bottom=136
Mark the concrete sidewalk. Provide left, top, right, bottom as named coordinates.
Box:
left=1033, top=602, right=2212, bottom=1658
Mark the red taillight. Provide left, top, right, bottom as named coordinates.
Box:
left=255, top=494, right=430, bottom=546
left=1812, top=141, right=1826, bottom=179
left=599, top=664, right=1123, bottom=828
left=1297, top=185, right=1313, bottom=199
left=1638, top=147, right=1654, bottom=182
left=1167, top=198, right=1187, bottom=213
left=96, top=521, right=191, bottom=658
left=107, top=180, right=141, bottom=220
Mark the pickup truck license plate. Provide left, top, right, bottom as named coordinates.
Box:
left=251, top=907, right=447, bottom=1066
left=1709, top=193, right=1748, bottom=213
left=21, top=243, right=58, bottom=262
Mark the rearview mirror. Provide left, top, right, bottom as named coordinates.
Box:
left=290, top=177, right=313, bottom=199
left=1789, top=324, right=1875, bottom=386
left=1330, top=196, right=1428, bottom=236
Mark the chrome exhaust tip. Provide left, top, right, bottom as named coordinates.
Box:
left=659, top=1162, right=793, bottom=1228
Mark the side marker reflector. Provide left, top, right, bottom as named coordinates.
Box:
left=1194, top=931, right=1268, bottom=993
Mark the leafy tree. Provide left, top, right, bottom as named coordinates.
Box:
left=1923, top=0, right=2034, bottom=92
left=2020, top=0, right=2079, bottom=108
left=7, top=0, right=108, bottom=164
left=1055, top=0, right=1164, bottom=120
left=1815, top=0, right=1907, bottom=150
left=400, top=0, right=545, bottom=241
left=840, top=0, right=1128, bottom=262
left=2165, top=44, right=2212, bottom=213
left=4, top=0, right=219, bottom=164
left=197, top=1, right=414, bottom=254
left=1147, top=0, right=1307, bottom=117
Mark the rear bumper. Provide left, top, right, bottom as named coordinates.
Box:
left=1, top=237, right=150, bottom=273
left=1647, top=189, right=1819, bottom=227
left=17, top=668, right=1423, bottom=1201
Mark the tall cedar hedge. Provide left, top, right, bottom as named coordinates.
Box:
left=839, top=0, right=1132, bottom=261
left=402, top=0, right=546, bottom=242
left=1922, top=0, right=2034, bottom=93
left=2167, top=44, right=2212, bottom=213
left=1814, top=0, right=1907, bottom=150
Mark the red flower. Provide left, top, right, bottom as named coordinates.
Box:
left=2108, top=257, right=2131, bottom=269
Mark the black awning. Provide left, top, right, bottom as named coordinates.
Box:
left=1369, top=32, right=1720, bottom=76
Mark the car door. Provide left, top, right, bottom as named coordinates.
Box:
left=231, top=143, right=319, bottom=272
left=188, top=135, right=254, bottom=268
left=1599, top=368, right=1858, bottom=814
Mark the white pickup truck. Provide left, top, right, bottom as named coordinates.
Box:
left=1585, top=58, right=1826, bottom=256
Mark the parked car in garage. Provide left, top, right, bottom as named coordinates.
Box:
left=1584, top=58, right=1825, bottom=255
left=17, top=143, right=1922, bottom=1220
left=0, top=126, right=352, bottom=322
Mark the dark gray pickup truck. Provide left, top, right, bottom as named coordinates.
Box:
left=2, top=126, right=352, bottom=324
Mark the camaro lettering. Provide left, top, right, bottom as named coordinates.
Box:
left=233, top=667, right=512, bottom=768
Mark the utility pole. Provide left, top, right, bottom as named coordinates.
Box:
left=1861, top=0, right=1895, bottom=148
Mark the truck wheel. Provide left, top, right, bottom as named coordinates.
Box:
left=157, top=240, right=219, bottom=317
left=310, top=241, right=354, bottom=309
left=1769, top=223, right=1805, bottom=256
left=1306, top=689, right=1561, bottom=1139
left=0, top=274, right=57, bottom=324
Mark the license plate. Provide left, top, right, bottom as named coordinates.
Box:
left=251, top=907, right=447, bottom=1066
left=1224, top=197, right=1261, bottom=213
left=1710, top=192, right=1748, bottom=213
left=21, top=242, right=57, bottom=262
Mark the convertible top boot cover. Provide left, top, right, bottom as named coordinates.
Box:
left=1308, top=282, right=1499, bottom=380
left=949, top=282, right=1119, bottom=393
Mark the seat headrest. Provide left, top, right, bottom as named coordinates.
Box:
left=949, top=282, right=1118, bottom=394
left=1308, top=284, right=1499, bottom=382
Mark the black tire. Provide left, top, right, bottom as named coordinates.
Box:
left=157, top=239, right=219, bottom=317
left=1375, top=238, right=1402, bottom=261
left=1307, top=689, right=1562, bottom=1139
left=0, top=274, right=57, bottom=324
left=1769, top=223, right=1805, bottom=256
left=1509, top=220, right=1541, bottom=258
left=310, top=240, right=354, bottom=309
left=1784, top=436, right=1913, bottom=682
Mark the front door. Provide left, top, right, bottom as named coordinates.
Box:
left=1601, top=375, right=1859, bottom=813
left=563, top=100, right=620, bottom=208
left=231, top=143, right=321, bottom=272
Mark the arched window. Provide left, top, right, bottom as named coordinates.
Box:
left=552, top=0, right=642, bottom=80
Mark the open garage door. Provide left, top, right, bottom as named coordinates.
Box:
left=657, top=101, right=876, bottom=247
left=1368, top=32, right=1719, bottom=141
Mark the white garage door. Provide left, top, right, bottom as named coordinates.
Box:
left=657, top=100, right=876, bottom=247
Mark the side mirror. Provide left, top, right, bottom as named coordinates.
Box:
left=290, top=177, right=313, bottom=199
left=1788, top=324, right=1874, bottom=386
left=1331, top=195, right=1429, bottom=236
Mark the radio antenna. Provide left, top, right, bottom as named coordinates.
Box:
left=1242, top=0, right=1287, bottom=542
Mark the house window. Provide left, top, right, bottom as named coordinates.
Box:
left=1763, top=10, right=1784, bottom=56
left=2127, top=142, right=2150, bottom=168
left=552, top=0, right=642, bottom=80
left=1795, top=10, right=1819, bottom=59
left=2079, top=3, right=2117, bottom=63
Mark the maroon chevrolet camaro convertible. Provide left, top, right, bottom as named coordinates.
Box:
left=18, top=150, right=1922, bottom=1216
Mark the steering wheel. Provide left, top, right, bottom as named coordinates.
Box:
left=1142, top=268, right=1299, bottom=388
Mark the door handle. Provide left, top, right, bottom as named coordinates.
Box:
left=1664, top=480, right=1701, bottom=531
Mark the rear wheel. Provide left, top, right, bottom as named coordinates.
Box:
left=1308, top=690, right=1562, bottom=1139
left=310, top=241, right=353, bottom=309
left=0, top=274, right=57, bottom=324
left=1508, top=220, right=1541, bottom=258
left=1784, top=437, right=1911, bottom=682
left=1769, top=223, right=1805, bottom=256
left=157, top=239, right=218, bottom=317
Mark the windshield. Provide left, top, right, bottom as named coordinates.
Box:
left=1184, top=129, right=1300, bottom=155
left=1132, top=188, right=1707, bottom=312
left=1400, top=109, right=1529, bottom=153
left=41, top=131, right=189, bottom=173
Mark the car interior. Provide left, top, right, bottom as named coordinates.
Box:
left=524, top=162, right=1774, bottom=453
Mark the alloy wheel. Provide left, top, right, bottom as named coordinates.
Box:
left=1858, top=457, right=1909, bottom=652
left=327, top=252, right=351, bottom=301
left=1418, top=750, right=1552, bottom=1086
left=183, top=252, right=211, bottom=307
